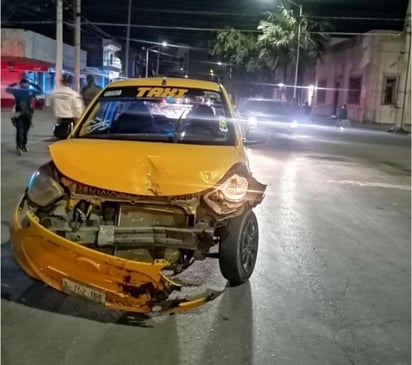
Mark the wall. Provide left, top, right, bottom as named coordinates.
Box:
left=370, top=35, right=404, bottom=124
left=313, top=36, right=373, bottom=120
left=2, top=28, right=87, bottom=70
left=312, top=31, right=403, bottom=123
left=1, top=28, right=88, bottom=107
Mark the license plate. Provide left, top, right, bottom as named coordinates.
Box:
left=62, top=278, right=106, bottom=304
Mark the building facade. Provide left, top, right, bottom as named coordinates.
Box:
left=310, top=30, right=405, bottom=124
left=1, top=28, right=87, bottom=108
left=1, top=29, right=124, bottom=108
left=83, top=38, right=122, bottom=86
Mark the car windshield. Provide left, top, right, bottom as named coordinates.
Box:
left=76, top=85, right=236, bottom=146
left=243, top=100, right=296, bottom=115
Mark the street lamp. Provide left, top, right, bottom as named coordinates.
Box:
left=291, top=1, right=303, bottom=101
left=145, top=42, right=167, bottom=78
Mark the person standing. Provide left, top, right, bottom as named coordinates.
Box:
left=6, top=78, right=43, bottom=155
left=336, top=104, right=348, bottom=127
left=49, top=74, right=85, bottom=139
left=81, top=75, right=102, bottom=107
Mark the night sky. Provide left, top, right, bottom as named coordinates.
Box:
left=2, top=0, right=409, bottom=50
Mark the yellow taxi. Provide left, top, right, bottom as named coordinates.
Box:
left=10, top=77, right=266, bottom=313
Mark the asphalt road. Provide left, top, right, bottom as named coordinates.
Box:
left=1, top=110, right=411, bottom=365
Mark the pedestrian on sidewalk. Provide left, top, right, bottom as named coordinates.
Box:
left=81, top=75, right=102, bottom=107
left=336, top=104, right=350, bottom=127
left=50, top=74, right=85, bottom=139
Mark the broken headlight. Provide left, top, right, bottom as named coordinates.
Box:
left=26, top=162, right=65, bottom=208
left=203, top=174, right=249, bottom=215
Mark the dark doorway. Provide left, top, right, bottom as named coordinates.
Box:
left=333, top=82, right=340, bottom=115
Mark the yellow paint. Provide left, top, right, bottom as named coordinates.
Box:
left=111, top=77, right=222, bottom=92
left=49, top=140, right=244, bottom=196
left=10, top=77, right=251, bottom=313
left=10, top=202, right=220, bottom=313
left=136, top=87, right=189, bottom=98
left=10, top=204, right=175, bottom=313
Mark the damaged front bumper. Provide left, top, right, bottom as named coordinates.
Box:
left=10, top=196, right=221, bottom=314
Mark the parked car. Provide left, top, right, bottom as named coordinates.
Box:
left=10, top=77, right=266, bottom=314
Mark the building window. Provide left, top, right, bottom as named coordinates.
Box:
left=317, top=80, right=327, bottom=103
left=348, top=76, right=362, bottom=104
left=382, top=76, right=398, bottom=105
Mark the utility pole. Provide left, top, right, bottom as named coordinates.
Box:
left=125, top=0, right=132, bottom=77
left=55, top=0, right=63, bottom=88
left=156, top=48, right=160, bottom=75
left=293, top=4, right=302, bottom=101
left=74, top=0, right=81, bottom=91
left=145, top=47, right=150, bottom=77
left=392, top=0, right=411, bottom=133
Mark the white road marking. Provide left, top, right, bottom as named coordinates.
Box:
left=327, top=180, right=411, bottom=191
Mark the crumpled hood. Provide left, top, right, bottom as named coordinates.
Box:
left=49, top=139, right=244, bottom=196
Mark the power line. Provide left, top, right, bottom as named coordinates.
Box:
left=3, top=20, right=404, bottom=37
left=1, top=20, right=260, bottom=32
left=78, top=4, right=408, bottom=22
left=81, top=6, right=261, bottom=18
left=307, top=15, right=405, bottom=22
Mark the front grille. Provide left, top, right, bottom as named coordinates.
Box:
left=60, top=175, right=200, bottom=201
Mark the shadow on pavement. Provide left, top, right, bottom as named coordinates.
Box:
left=1, top=240, right=154, bottom=327
left=197, top=281, right=254, bottom=364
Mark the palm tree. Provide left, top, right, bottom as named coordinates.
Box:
left=211, top=7, right=330, bottom=98
left=257, top=6, right=329, bottom=84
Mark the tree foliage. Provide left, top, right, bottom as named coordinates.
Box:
left=211, top=29, right=262, bottom=75
left=212, top=6, right=330, bottom=81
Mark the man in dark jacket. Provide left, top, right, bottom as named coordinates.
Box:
left=81, top=75, right=102, bottom=107
left=6, top=78, right=43, bottom=154
left=336, top=104, right=349, bottom=127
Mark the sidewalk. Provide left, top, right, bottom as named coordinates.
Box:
left=1, top=108, right=58, bottom=156
left=310, top=114, right=411, bottom=133
left=1, top=107, right=57, bottom=136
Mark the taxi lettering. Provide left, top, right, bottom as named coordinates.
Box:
left=136, top=87, right=188, bottom=98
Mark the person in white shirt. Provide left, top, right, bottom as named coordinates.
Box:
left=49, top=74, right=85, bottom=138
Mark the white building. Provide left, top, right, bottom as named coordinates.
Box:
left=311, top=30, right=406, bottom=124
left=1, top=28, right=87, bottom=108
left=1, top=28, right=123, bottom=108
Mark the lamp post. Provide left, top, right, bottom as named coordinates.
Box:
left=73, top=0, right=81, bottom=91
left=156, top=41, right=168, bottom=75
left=282, top=0, right=302, bottom=100
left=55, top=0, right=63, bottom=87
left=293, top=2, right=303, bottom=101
left=145, top=42, right=167, bottom=78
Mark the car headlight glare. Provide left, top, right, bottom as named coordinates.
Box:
left=248, top=116, right=258, bottom=126
left=27, top=163, right=65, bottom=208
left=220, top=174, right=249, bottom=202
left=290, top=120, right=298, bottom=128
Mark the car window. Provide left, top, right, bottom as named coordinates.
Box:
left=76, top=86, right=236, bottom=146
left=243, top=100, right=296, bottom=115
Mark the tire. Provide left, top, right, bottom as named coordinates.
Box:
left=219, top=210, right=259, bottom=286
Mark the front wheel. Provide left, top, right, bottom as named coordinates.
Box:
left=219, top=210, right=259, bottom=286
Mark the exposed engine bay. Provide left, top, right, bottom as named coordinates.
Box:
left=31, top=172, right=259, bottom=275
